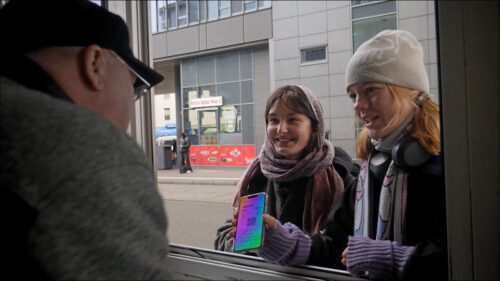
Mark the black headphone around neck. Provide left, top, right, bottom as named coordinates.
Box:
left=391, top=137, right=432, bottom=169
left=369, top=137, right=432, bottom=180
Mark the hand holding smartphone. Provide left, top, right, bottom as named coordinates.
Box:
left=233, top=192, right=267, bottom=252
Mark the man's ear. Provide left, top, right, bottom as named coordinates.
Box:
left=80, top=44, right=106, bottom=92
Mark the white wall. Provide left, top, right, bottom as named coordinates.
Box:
left=154, top=93, right=177, bottom=128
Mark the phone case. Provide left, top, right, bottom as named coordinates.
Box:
left=233, top=192, right=267, bottom=252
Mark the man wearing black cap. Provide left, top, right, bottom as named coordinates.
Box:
left=0, top=0, right=172, bottom=279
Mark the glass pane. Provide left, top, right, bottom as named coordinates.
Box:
left=198, top=56, right=216, bottom=85
left=231, top=0, right=243, bottom=14
left=199, top=0, right=207, bottom=21
left=178, top=17, right=188, bottom=26
left=220, top=8, right=230, bottom=17
left=352, top=1, right=396, bottom=20
left=217, top=82, right=240, bottom=105
left=216, top=52, right=239, bottom=83
left=199, top=85, right=216, bottom=98
left=352, top=14, right=396, bottom=52
left=352, top=0, right=381, bottom=7
left=258, top=0, right=270, bottom=9
left=220, top=105, right=241, bottom=133
left=200, top=110, right=218, bottom=145
left=244, top=0, right=256, bottom=11
left=178, top=0, right=187, bottom=26
left=189, top=0, right=199, bottom=23
left=160, top=12, right=167, bottom=31
left=240, top=49, right=253, bottom=80
left=220, top=105, right=243, bottom=145
left=167, top=1, right=177, bottom=28
left=182, top=87, right=198, bottom=109
left=151, top=0, right=158, bottom=33
left=241, top=104, right=255, bottom=144
left=219, top=0, right=230, bottom=17
left=183, top=109, right=200, bottom=145
left=208, top=0, right=218, bottom=20
left=181, top=58, right=197, bottom=87
left=301, top=47, right=326, bottom=63
left=241, top=80, right=253, bottom=103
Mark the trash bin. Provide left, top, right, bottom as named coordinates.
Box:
left=157, top=145, right=172, bottom=169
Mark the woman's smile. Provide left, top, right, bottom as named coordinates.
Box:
left=267, top=102, right=313, bottom=160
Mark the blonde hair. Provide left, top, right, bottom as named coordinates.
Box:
left=356, top=85, right=441, bottom=160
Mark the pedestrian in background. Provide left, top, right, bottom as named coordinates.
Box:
left=0, top=0, right=172, bottom=279
left=171, top=139, right=177, bottom=168
left=180, top=132, right=193, bottom=173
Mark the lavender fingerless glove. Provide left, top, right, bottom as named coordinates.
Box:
left=347, top=236, right=416, bottom=280
left=258, top=222, right=312, bottom=266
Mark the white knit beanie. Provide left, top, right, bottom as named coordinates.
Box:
left=345, top=29, right=429, bottom=94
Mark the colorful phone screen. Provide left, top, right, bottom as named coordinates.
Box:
left=234, top=192, right=266, bottom=252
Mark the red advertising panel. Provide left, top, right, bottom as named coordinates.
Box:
left=190, top=145, right=256, bottom=167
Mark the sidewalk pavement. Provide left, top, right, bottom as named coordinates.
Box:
left=157, top=167, right=246, bottom=185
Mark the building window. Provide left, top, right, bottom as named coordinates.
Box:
left=188, top=0, right=199, bottom=23
left=164, top=108, right=171, bottom=121
left=151, top=0, right=158, bottom=33
left=231, top=0, right=243, bottom=14
left=244, top=0, right=257, bottom=11
left=208, top=0, right=218, bottom=20
left=324, top=130, right=331, bottom=141
left=352, top=0, right=384, bottom=7
left=301, top=46, right=327, bottom=64
left=167, top=0, right=177, bottom=29
left=152, top=0, right=271, bottom=33
left=177, top=0, right=188, bottom=26
left=158, top=0, right=167, bottom=32
left=199, top=0, right=207, bottom=22
left=352, top=14, right=397, bottom=51
left=258, top=0, right=270, bottom=9
left=180, top=49, right=255, bottom=146
left=219, top=0, right=230, bottom=18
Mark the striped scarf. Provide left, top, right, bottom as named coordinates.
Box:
left=354, top=116, right=413, bottom=243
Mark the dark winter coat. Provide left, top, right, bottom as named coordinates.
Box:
left=308, top=155, right=447, bottom=280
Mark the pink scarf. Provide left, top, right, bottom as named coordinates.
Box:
left=234, top=85, right=344, bottom=234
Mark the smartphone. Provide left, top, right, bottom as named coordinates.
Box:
left=233, top=192, right=267, bottom=252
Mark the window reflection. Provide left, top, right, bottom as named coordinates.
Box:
left=151, top=0, right=441, bottom=276
left=180, top=49, right=255, bottom=152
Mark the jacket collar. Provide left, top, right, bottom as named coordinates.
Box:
left=0, top=54, right=73, bottom=103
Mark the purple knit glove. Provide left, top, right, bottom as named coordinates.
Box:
left=347, top=236, right=415, bottom=280
left=258, top=222, right=312, bottom=266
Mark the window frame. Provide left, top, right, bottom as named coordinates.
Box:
left=141, top=1, right=499, bottom=280
left=177, top=0, right=188, bottom=27
left=300, top=45, right=328, bottom=65
left=351, top=0, right=386, bottom=8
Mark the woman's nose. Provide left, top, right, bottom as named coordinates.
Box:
left=277, top=122, right=287, bottom=134
left=353, top=95, right=368, bottom=111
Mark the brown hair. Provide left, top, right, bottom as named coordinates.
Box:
left=356, top=85, right=441, bottom=160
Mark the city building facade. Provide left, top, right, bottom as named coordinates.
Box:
left=151, top=0, right=438, bottom=167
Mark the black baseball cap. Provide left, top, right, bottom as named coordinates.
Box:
left=0, top=0, right=164, bottom=88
